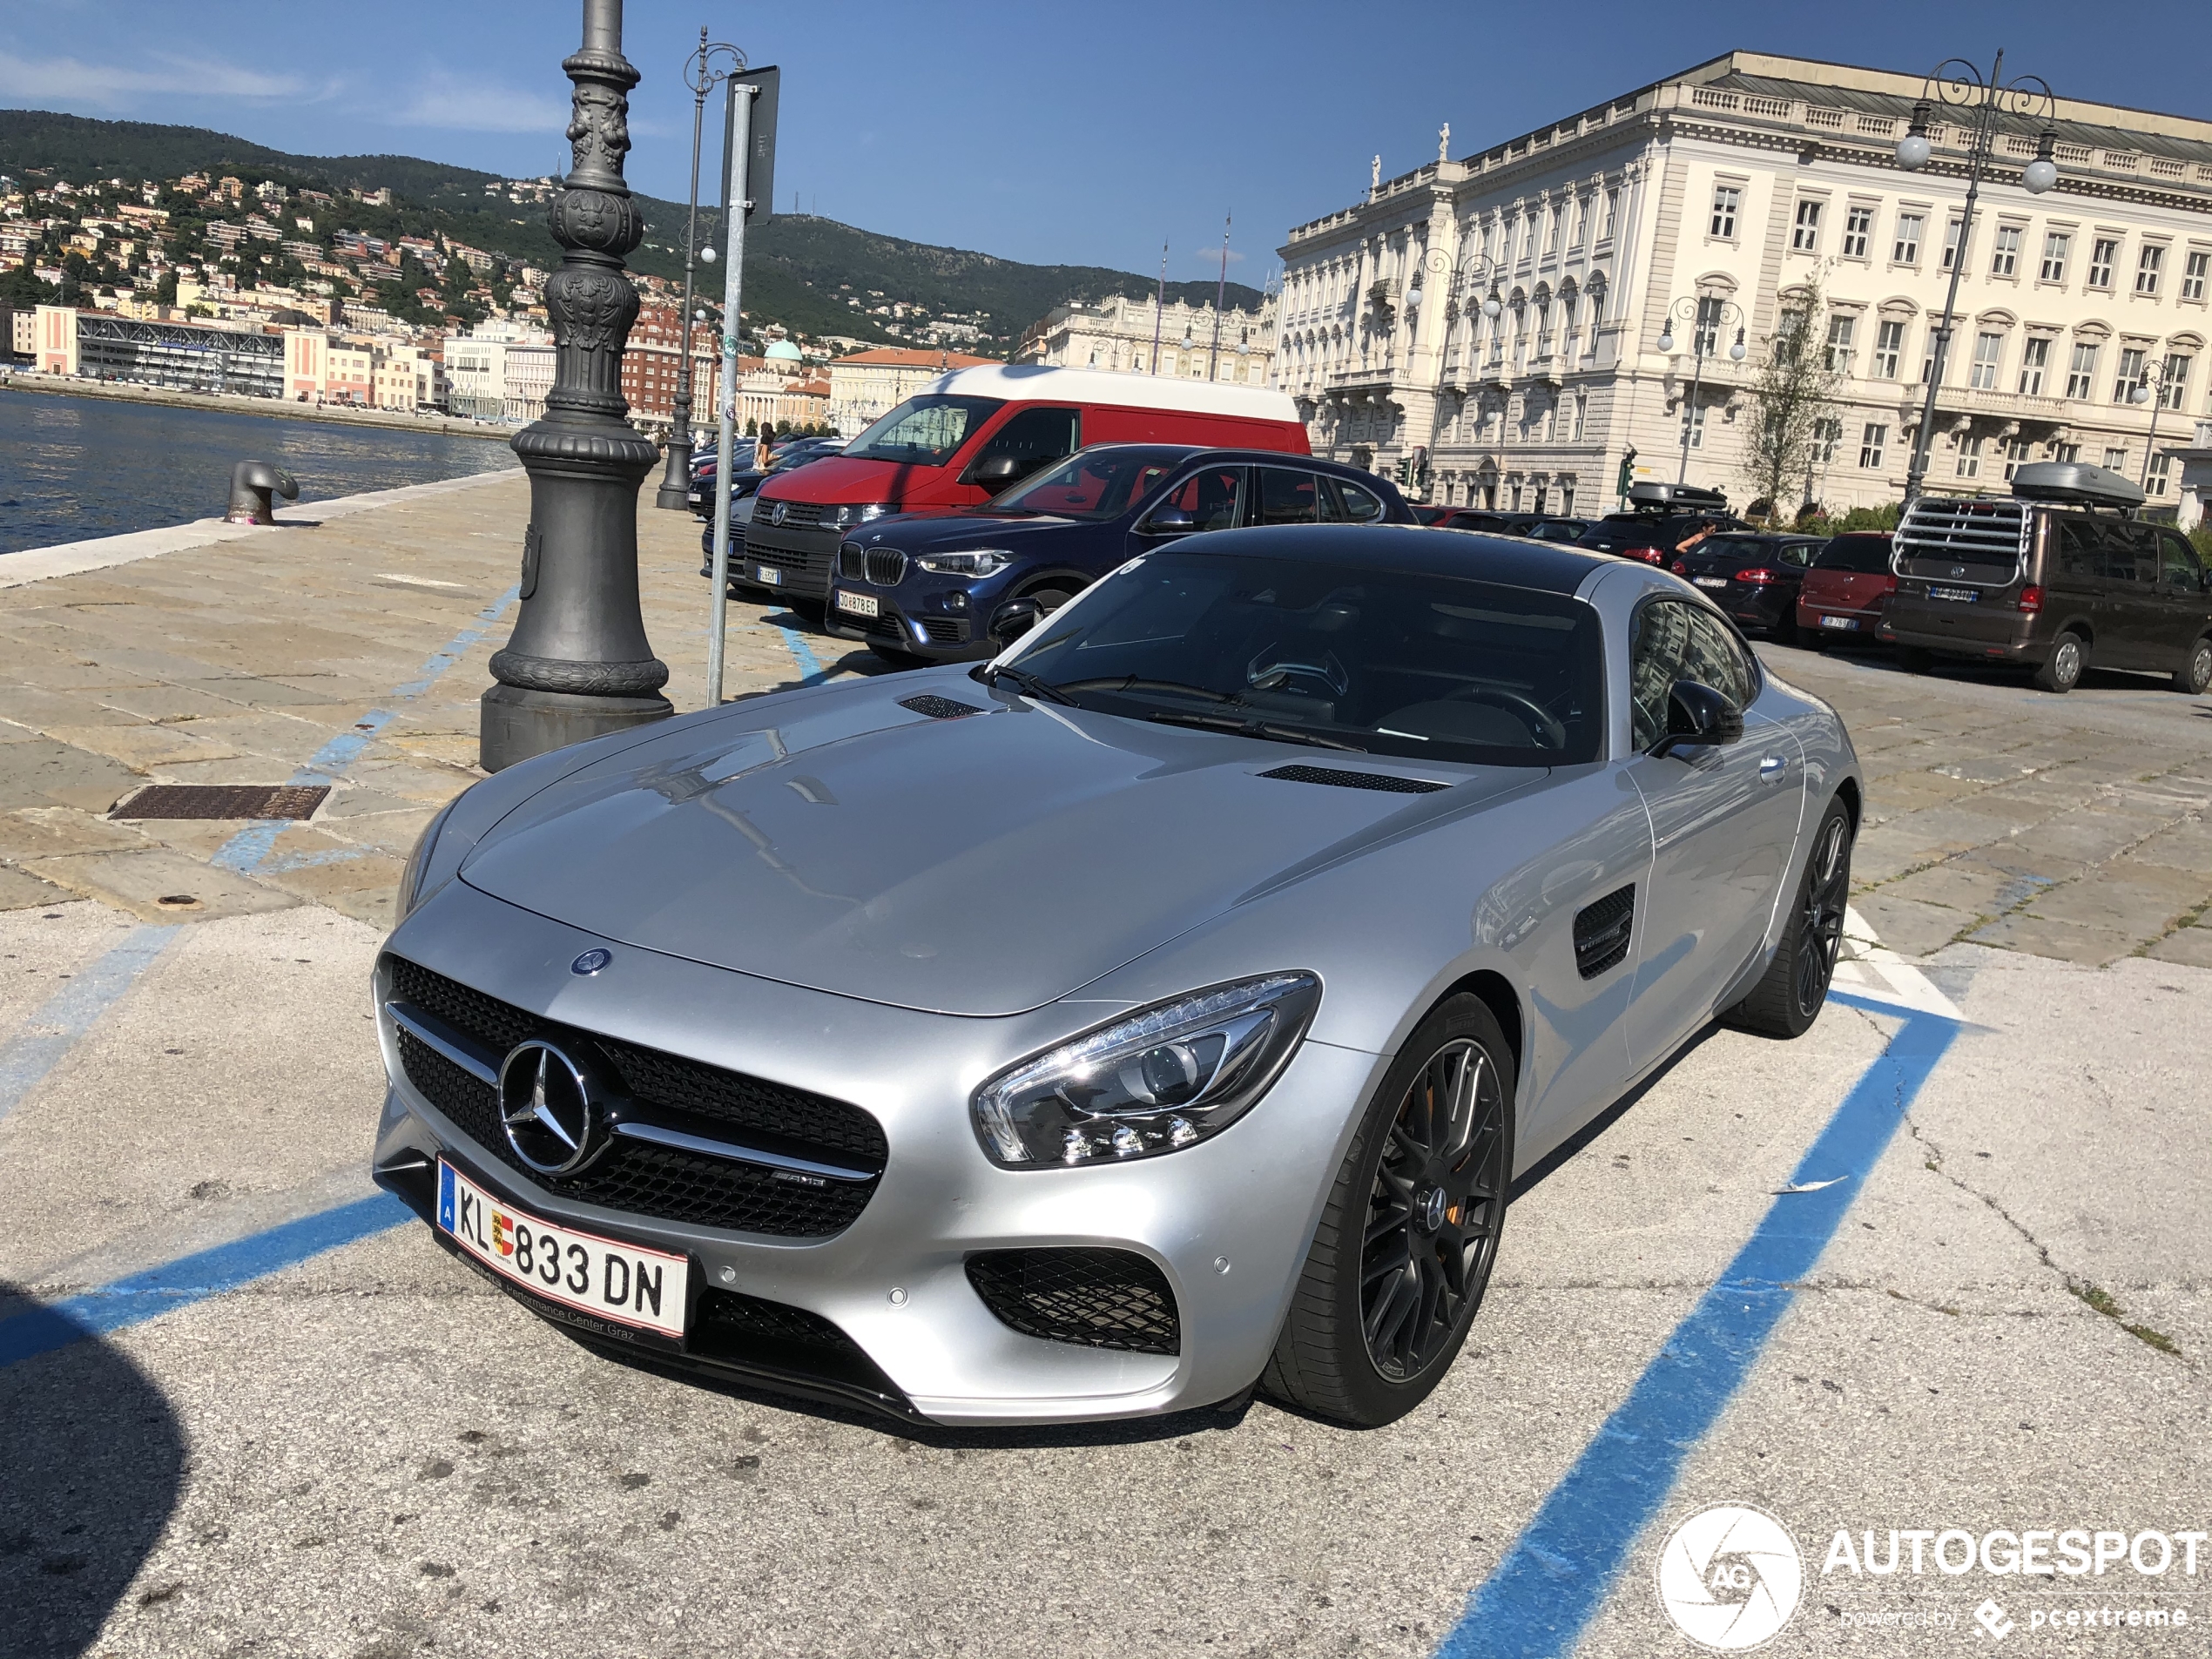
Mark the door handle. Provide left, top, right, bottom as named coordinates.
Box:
left=1759, top=753, right=1789, bottom=780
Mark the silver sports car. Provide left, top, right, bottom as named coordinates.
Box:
left=373, top=524, right=1859, bottom=1428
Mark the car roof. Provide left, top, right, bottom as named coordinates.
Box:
left=1152, top=523, right=1604, bottom=595
left=1069, top=443, right=1401, bottom=487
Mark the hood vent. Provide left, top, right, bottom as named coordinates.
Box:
left=1258, top=765, right=1447, bottom=795
left=898, top=693, right=984, bottom=721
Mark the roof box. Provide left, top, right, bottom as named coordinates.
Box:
left=2009, top=461, right=2144, bottom=510
left=1627, top=480, right=1730, bottom=513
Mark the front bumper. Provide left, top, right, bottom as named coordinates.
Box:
left=372, top=880, right=1380, bottom=1426
left=822, top=588, right=985, bottom=659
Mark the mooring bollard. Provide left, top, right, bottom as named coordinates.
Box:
left=226, top=460, right=300, bottom=526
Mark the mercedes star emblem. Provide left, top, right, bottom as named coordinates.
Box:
left=571, top=948, right=612, bottom=976
left=497, top=1039, right=605, bottom=1176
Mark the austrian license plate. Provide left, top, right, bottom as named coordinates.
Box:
left=1928, top=585, right=1979, bottom=604
left=1819, top=615, right=1859, bottom=630
left=436, top=1162, right=689, bottom=1339
left=752, top=563, right=784, bottom=586
left=1693, top=576, right=1730, bottom=589
left=836, top=590, right=880, bottom=618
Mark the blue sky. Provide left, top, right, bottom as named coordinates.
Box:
left=4, top=0, right=2205, bottom=286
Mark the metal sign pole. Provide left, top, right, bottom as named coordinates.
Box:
left=705, top=84, right=755, bottom=710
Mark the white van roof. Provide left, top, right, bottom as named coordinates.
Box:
left=921, top=363, right=1300, bottom=424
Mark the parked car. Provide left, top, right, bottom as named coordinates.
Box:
left=374, top=523, right=1860, bottom=1429
left=1883, top=462, right=2212, bottom=694
left=1576, top=482, right=1750, bottom=567
left=1410, top=503, right=1455, bottom=526
left=820, top=444, right=1413, bottom=665
left=740, top=366, right=1312, bottom=618
left=686, top=461, right=768, bottom=523
left=1796, top=533, right=1897, bottom=644
left=1436, top=510, right=1590, bottom=544
left=1672, top=533, right=1827, bottom=643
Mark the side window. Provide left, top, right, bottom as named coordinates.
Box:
left=2054, top=517, right=2103, bottom=580
left=1254, top=467, right=1320, bottom=525
left=2159, top=531, right=2203, bottom=590
left=1783, top=542, right=1815, bottom=567
left=2104, top=523, right=2159, bottom=586
left=1683, top=609, right=1756, bottom=709
left=1628, top=601, right=1695, bottom=751
left=974, top=405, right=1080, bottom=470
left=1151, top=466, right=1247, bottom=531
left=1320, top=476, right=1386, bottom=523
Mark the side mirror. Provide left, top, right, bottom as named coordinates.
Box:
left=967, top=453, right=1024, bottom=488
left=1650, top=679, right=1743, bottom=758
left=1140, top=504, right=1197, bottom=536
left=988, top=598, right=1042, bottom=644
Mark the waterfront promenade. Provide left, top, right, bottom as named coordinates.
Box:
left=0, top=369, right=520, bottom=442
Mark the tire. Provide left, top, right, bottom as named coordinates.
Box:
left=786, top=597, right=827, bottom=627
left=1896, top=645, right=1932, bottom=675
left=1024, top=585, right=1076, bottom=616
left=1770, top=608, right=1799, bottom=648
left=2174, top=636, right=2212, bottom=696
left=2033, top=631, right=2085, bottom=694
left=1262, top=995, right=1514, bottom=1427
left=1723, top=797, right=1853, bottom=1040
left=867, top=642, right=927, bottom=671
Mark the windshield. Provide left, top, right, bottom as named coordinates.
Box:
left=1000, top=550, right=1602, bottom=766
left=843, top=395, right=1005, bottom=466
left=990, top=448, right=1185, bottom=521
left=1816, top=535, right=1894, bottom=574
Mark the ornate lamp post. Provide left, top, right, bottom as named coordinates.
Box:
left=653, top=30, right=742, bottom=509
left=2130, top=357, right=2175, bottom=492
left=1406, top=246, right=1503, bottom=501
left=482, top=0, right=673, bottom=772
left=1656, top=293, right=1746, bottom=486
left=1895, top=52, right=2061, bottom=507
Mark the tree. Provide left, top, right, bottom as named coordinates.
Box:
left=155, top=268, right=178, bottom=307
left=0, top=262, right=56, bottom=307
left=1738, top=276, right=1842, bottom=527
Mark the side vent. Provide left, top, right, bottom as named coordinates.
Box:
left=1573, top=884, right=1635, bottom=980
left=1258, top=765, right=1448, bottom=795
left=898, top=694, right=983, bottom=720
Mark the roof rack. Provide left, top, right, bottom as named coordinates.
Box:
left=2008, top=461, right=2145, bottom=512
left=1627, top=480, right=1730, bottom=512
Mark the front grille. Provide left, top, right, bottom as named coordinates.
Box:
left=921, top=617, right=968, bottom=644
left=688, top=1288, right=911, bottom=1412
left=387, top=957, right=885, bottom=1237
left=836, top=542, right=864, bottom=581
left=966, top=1248, right=1181, bottom=1355
left=865, top=548, right=907, bottom=586
left=864, top=610, right=906, bottom=641
left=763, top=500, right=827, bottom=530
left=743, top=536, right=833, bottom=594
left=1259, top=764, right=1448, bottom=795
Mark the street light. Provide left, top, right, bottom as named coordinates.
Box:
left=2130, top=357, right=2175, bottom=492
left=1657, top=293, right=1746, bottom=486
left=1406, top=242, right=1505, bottom=503
left=653, top=30, right=743, bottom=510
left=1895, top=52, right=2061, bottom=508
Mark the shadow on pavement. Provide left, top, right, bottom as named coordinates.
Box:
left=0, top=1290, right=185, bottom=1658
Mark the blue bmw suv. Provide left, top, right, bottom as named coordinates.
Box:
left=819, top=444, right=1415, bottom=665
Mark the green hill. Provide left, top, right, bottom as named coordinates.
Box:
left=0, top=110, right=1265, bottom=350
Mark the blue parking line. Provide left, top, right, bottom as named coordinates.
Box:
left=0, top=924, right=179, bottom=1123
left=775, top=622, right=833, bottom=685
left=0, top=1193, right=411, bottom=1369
left=1435, top=991, right=1959, bottom=1659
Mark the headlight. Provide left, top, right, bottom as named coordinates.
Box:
left=396, top=798, right=458, bottom=921
left=972, top=973, right=1320, bottom=1167
left=827, top=502, right=894, bottom=528
left=918, top=549, right=1016, bottom=577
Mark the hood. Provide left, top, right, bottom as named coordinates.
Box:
left=457, top=675, right=1534, bottom=1017
left=853, top=511, right=1082, bottom=555
left=757, top=453, right=945, bottom=506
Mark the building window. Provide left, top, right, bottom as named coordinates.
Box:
left=2103, top=445, right=2128, bottom=472
left=1710, top=185, right=1740, bottom=239
left=2183, top=250, right=2209, bottom=303
left=1813, top=417, right=1842, bottom=464
left=1561, top=481, right=1575, bottom=514
left=2001, top=437, right=2033, bottom=480
left=2053, top=442, right=2080, bottom=463
left=2018, top=335, right=2051, bottom=395
left=2148, top=453, right=2172, bottom=496
left=1825, top=314, right=1856, bottom=374
left=1871, top=318, right=1905, bottom=380
left=1838, top=206, right=1872, bottom=260
left=1510, top=481, right=1524, bottom=510
left=1572, top=391, right=1587, bottom=441
left=1942, top=215, right=1966, bottom=272
left=2065, top=341, right=2098, bottom=399
left=2160, top=354, right=2192, bottom=410
left=2135, top=245, right=2165, bottom=296
left=1893, top=212, right=1925, bottom=265
left=1970, top=331, right=2003, bottom=390
left=1991, top=226, right=2021, bottom=279
left=1682, top=401, right=1707, bottom=449
left=2040, top=231, right=2071, bottom=283
left=1602, top=190, right=1618, bottom=240
left=1859, top=424, right=1886, bottom=469
left=1572, top=199, right=1590, bottom=249
left=2114, top=346, right=2147, bottom=403
left=1791, top=199, right=1823, bottom=253
left=2087, top=237, right=2118, bottom=290
left=1954, top=433, right=1983, bottom=478
left=1546, top=207, right=1562, bottom=256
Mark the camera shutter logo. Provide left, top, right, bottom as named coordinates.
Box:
left=1654, top=1503, right=1804, bottom=1651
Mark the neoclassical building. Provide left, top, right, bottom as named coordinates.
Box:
left=1016, top=293, right=1276, bottom=385
left=1272, top=51, right=2212, bottom=521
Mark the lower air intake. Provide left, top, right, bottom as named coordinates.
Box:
left=966, top=1248, right=1180, bottom=1355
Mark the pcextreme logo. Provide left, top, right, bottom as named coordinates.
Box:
left=1656, top=1505, right=1805, bottom=1651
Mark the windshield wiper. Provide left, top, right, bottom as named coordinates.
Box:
left=980, top=664, right=1075, bottom=705
left=1058, top=675, right=1238, bottom=704
left=1143, top=710, right=1366, bottom=752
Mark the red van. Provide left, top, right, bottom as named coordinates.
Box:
left=738, top=365, right=1312, bottom=612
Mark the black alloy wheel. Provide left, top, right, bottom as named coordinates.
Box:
left=1262, top=995, right=1515, bottom=1426
left=1724, top=796, right=1855, bottom=1040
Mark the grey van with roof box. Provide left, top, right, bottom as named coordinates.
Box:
left=1883, top=462, right=2212, bottom=694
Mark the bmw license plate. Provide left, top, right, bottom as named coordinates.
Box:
left=436, top=1162, right=689, bottom=1339
left=1819, top=615, right=1859, bottom=631
left=752, top=563, right=784, bottom=586
left=1928, top=585, right=1979, bottom=604
left=836, top=590, right=880, bottom=618
left=1692, top=576, right=1730, bottom=589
